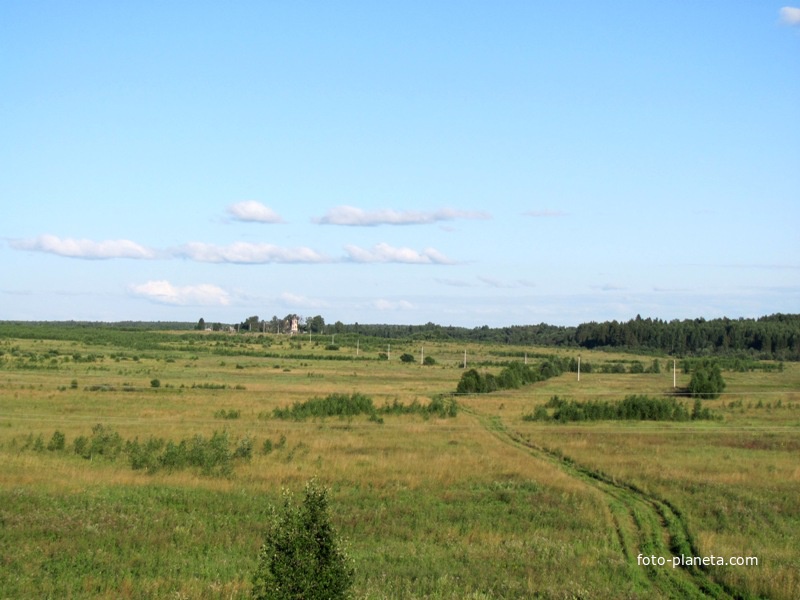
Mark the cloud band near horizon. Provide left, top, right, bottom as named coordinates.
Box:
left=9, top=235, right=456, bottom=265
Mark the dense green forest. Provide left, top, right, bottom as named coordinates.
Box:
left=1, top=313, right=798, bottom=360
left=332, top=314, right=800, bottom=360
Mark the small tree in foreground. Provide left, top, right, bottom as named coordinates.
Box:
left=252, top=479, right=354, bottom=600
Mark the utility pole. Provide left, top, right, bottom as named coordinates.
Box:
left=673, top=359, right=677, bottom=389
left=463, top=349, right=467, bottom=369
left=421, top=345, right=424, bottom=365
left=577, top=355, right=581, bottom=382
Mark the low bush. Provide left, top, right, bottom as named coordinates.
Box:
left=273, top=393, right=375, bottom=420
left=47, top=430, right=66, bottom=451
left=214, top=408, right=241, bottom=420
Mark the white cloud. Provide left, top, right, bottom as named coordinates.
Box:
left=226, top=201, right=284, bottom=223
left=175, top=242, right=329, bottom=264
left=129, top=280, right=231, bottom=306
left=10, top=234, right=156, bottom=259
left=315, top=205, right=490, bottom=226
left=779, top=6, right=800, bottom=25
left=343, top=242, right=455, bottom=264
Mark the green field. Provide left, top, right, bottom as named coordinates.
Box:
left=1, top=327, right=798, bottom=599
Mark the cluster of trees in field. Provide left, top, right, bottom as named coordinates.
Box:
left=20, top=424, right=254, bottom=477
left=271, top=392, right=458, bottom=421
left=456, top=358, right=568, bottom=394
left=524, top=395, right=717, bottom=422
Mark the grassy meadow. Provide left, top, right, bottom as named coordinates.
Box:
left=0, top=327, right=798, bottom=599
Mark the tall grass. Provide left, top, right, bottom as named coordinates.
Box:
left=0, top=329, right=797, bottom=598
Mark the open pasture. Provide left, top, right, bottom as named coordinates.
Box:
left=1, top=326, right=798, bottom=599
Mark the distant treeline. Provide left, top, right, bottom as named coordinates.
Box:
left=337, top=314, right=800, bottom=360
left=1, top=313, right=799, bottom=360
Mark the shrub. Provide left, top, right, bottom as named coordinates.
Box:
left=399, top=353, right=415, bottom=363
left=234, top=435, right=254, bottom=461
left=47, top=430, right=66, bottom=451
left=252, top=479, right=354, bottom=600
left=73, top=435, right=89, bottom=458
left=522, top=405, right=551, bottom=421
left=214, top=408, right=241, bottom=420
left=150, top=378, right=161, bottom=388
left=688, top=359, right=726, bottom=399
left=456, top=368, right=484, bottom=394
left=32, top=434, right=45, bottom=452
left=423, top=355, right=436, bottom=366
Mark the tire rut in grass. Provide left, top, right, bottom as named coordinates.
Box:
left=470, top=410, right=737, bottom=599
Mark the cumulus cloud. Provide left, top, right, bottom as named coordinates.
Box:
left=129, top=280, right=231, bottom=306
left=10, top=234, right=156, bottom=259
left=175, top=242, right=329, bottom=264
left=226, top=201, right=284, bottom=223
left=343, top=242, right=455, bottom=264
left=780, top=6, right=800, bottom=25
left=315, top=205, right=490, bottom=226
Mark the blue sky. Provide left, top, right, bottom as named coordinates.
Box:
left=2, top=2, right=798, bottom=327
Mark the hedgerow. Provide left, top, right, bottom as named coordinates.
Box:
left=524, top=395, right=718, bottom=422
left=272, top=392, right=457, bottom=421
